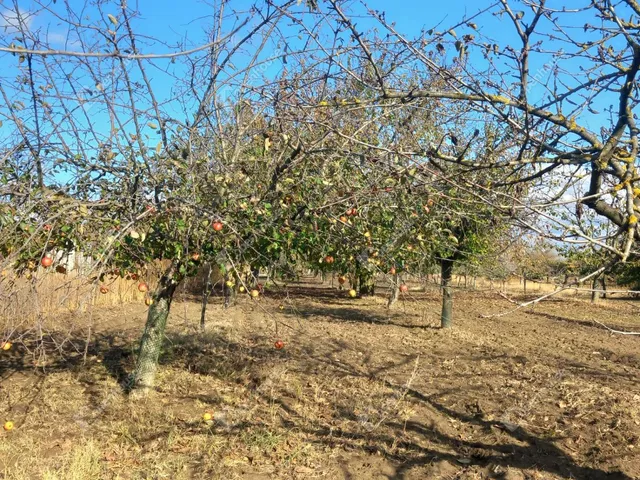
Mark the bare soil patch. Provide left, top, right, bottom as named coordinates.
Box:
left=1, top=278, right=638, bottom=479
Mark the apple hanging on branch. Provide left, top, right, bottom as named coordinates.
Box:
left=41, top=254, right=53, bottom=268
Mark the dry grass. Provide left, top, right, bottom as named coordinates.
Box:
left=1, top=279, right=639, bottom=479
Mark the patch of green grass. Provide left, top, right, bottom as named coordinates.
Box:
left=241, top=427, right=283, bottom=451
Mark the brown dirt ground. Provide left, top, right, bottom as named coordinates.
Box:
left=0, top=278, right=639, bottom=479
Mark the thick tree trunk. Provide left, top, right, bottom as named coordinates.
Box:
left=200, top=262, right=212, bottom=332
left=387, top=273, right=400, bottom=308
left=441, top=258, right=454, bottom=329
left=131, top=263, right=179, bottom=397
left=591, top=276, right=599, bottom=303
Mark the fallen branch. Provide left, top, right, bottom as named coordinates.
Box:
left=481, top=267, right=606, bottom=318
left=485, top=268, right=640, bottom=335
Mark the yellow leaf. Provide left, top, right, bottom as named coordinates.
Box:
left=156, top=142, right=162, bottom=155
left=129, top=230, right=140, bottom=239
left=148, top=122, right=158, bottom=129
left=264, top=137, right=272, bottom=152
left=107, top=14, right=118, bottom=26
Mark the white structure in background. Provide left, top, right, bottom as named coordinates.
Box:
left=52, top=250, right=94, bottom=274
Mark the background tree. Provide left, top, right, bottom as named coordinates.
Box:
left=357, top=0, right=640, bottom=284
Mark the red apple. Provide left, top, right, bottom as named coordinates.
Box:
left=399, top=284, right=409, bottom=293
left=40, top=255, right=53, bottom=268
left=212, top=221, right=223, bottom=232
left=274, top=340, right=285, bottom=350
left=390, top=267, right=397, bottom=275
left=100, top=286, right=109, bottom=294
left=338, top=275, right=347, bottom=284
left=138, top=282, right=148, bottom=293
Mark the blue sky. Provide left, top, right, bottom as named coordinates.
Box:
left=0, top=0, right=624, bottom=172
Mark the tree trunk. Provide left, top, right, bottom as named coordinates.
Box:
left=387, top=272, right=400, bottom=308
left=131, top=263, right=179, bottom=397
left=200, top=262, right=212, bottom=332
left=591, top=276, right=599, bottom=303
left=223, top=272, right=235, bottom=308
left=251, top=268, right=260, bottom=286
left=441, top=258, right=454, bottom=329
left=358, top=269, right=375, bottom=296
left=601, top=276, right=607, bottom=299
left=523, top=273, right=527, bottom=295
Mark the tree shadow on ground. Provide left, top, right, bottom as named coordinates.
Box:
left=1, top=289, right=634, bottom=479
left=281, top=304, right=439, bottom=329
left=526, top=310, right=640, bottom=334
left=150, top=325, right=631, bottom=480
left=292, top=350, right=633, bottom=479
